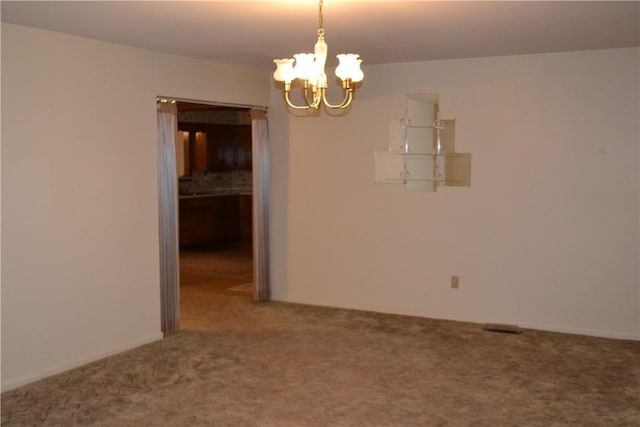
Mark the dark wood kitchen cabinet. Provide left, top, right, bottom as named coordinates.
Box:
left=179, top=196, right=240, bottom=249
left=179, top=194, right=252, bottom=249
left=207, top=125, right=236, bottom=172
left=178, top=123, right=252, bottom=174
left=238, top=194, right=252, bottom=242
left=234, top=126, right=252, bottom=170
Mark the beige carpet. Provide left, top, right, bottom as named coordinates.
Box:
left=227, top=282, right=254, bottom=294
left=2, top=249, right=639, bottom=426
left=179, top=246, right=254, bottom=329
left=179, top=245, right=253, bottom=278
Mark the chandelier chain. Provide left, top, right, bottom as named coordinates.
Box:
left=317, top=0, right=324, bottom=36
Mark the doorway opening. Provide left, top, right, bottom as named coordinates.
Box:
left=175, top=101, right=255, bottom=329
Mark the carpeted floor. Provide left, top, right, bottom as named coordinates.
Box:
left=2, top=247, right=639, bottom=426
left=179, top=245, right=253, bottom=279
left=179, top=245, right=254, bottom=330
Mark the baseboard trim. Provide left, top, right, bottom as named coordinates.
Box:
left=516, top=322, right=639, bottom=341
left=272, top=295, right=640, bottom=342
left=1, top=332, right=164, bottom=392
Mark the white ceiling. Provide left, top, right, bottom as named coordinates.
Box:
left=2, top=1, right=639, bottom=70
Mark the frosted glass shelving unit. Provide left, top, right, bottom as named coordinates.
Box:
left=374, top=95, right=471, bottom=192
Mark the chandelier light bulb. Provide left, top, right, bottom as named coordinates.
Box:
left=335, top=54, right=364, bottom=83
left=273, top=58, right=296, bottom=83
left=293, top=53, right=317, bottom=83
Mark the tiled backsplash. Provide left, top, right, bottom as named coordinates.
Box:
left=179, top=170, right=252, bottom=194
left=178, top=110, right=251, bottom=126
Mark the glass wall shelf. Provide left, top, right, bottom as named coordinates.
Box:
left=374, top=95, right=471, bottom=192
left=374, top=151, right=471, bottom=186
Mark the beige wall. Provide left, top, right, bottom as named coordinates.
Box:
left=1, top=23, right=270, bottom=390
left=269, top=48, right=640, bottom=340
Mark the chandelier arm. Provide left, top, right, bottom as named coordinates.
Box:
left=302, top=85, right=323, bottom=109
left=320, top=86, right=354, bottom=109
left=284, top=90, right=315, bottom=110
left=284, top=89, right=325, bottom=110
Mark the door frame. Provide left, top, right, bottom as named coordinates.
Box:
left=157, top=97, right=268, bottom=330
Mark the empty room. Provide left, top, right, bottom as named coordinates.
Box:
left=2, top=1, right=639, bottom=425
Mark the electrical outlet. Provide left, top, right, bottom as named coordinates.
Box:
left=451, top=275, right=459, bottom=289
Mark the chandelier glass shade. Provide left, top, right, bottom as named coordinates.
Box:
left=273, top=0, right=363, bottom=111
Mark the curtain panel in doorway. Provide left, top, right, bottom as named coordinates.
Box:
left=251, top=109, right=271, bottom=302
left=157, top=101, right=180, bottom=333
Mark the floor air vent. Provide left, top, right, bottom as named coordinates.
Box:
left=483, top=323, right=522, bottom=334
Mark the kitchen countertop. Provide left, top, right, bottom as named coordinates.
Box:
left=179, top=189, right=252, bottom=199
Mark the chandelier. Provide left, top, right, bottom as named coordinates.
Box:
left=273, top=0, right=364, bottom=111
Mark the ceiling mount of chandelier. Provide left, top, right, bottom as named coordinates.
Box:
left=273, top=0, right=364, bottom=112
